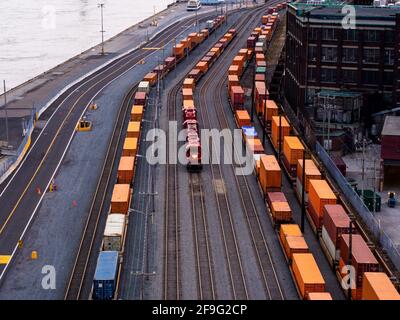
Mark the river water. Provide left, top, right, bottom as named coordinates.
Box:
left=0, top=0, right=173, bottom=90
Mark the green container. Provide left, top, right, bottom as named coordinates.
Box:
left=256, top=66, right=266, bottom=74
left=357, top=189, right=381, bottom=212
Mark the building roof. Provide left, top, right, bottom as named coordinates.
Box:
left=290, top=1, right=400, bottom=25
left=382, top=116, right=400, bottom=136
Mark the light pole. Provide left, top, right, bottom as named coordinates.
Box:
left=98, top=3, right=105, bottom=55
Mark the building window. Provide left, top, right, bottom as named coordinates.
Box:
left=342, top=69, right=357, bottom=83
left=385, top=31, right=395, bottom=44
left=342, top=47, right=358, bottom=63
left=362, top=70, right=379, bottom=85
left=363, top=48, right=380, bottom=64
left=383, top=71, right=393, bottom=85
left=309, top=28, right=318, bottom=41
left=308, top=46, right=317, bottom=62
left=322, top=28, right=337, bottom=41
left=308, top=67, right=317, bottom=82
left=384, top=49, right=394, bottom=65
left=364, top=30, right=380, bottom=42
left=321, top=68, right=337, bottom=83
left=343, top=29, right=357, bottom=41
left=321, top=46, right=337, bottom=62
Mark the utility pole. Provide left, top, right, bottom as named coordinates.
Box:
left=3, top=80, right=9, bottom=146
left=98, top=3, right=105, bottom=55
left=301, top=151, right=306, bottom=233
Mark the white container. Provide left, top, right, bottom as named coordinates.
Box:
left=103, top=214, right=126, bottom=251
left=321, top=225, right=339, bottom=262
left=138, top=81, right=150, bottom=94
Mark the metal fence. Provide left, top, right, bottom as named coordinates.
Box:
left=315, top=142, right=400, bottom=271
left=0, top=117, right=34, bottom=184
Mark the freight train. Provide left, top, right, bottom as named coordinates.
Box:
left=91, top=14, right=228, bottom=300
left=227, top=2, right=400, bottom=300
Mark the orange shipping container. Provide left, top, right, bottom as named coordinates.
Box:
left=228, top=64, right=240, bottom=76
left=228, top=75, right=240, bottom=92
left=307, top=292, right=333, bottom=300
left=256, top=53, right=266, bottom=62
left=131, top=105, right=144, bottom=122
left=182, top=88, right=193, bottom=100
left=296, top=159, right=321, bottom=192
left=117, top=156, right=135, bottom=184
left=284, top=235, right=309, bottom=260
left=210, top=47, right=221, bottom=57
left=308, top=179, right=337, bottom=216
left=127, top=121, right=141, bottom=138
left=246, top=137, right=264, bottom=154
left=259, top=155, right=281, bottom=193
left=143, top=72, right=157, bottom=86
left=362, top=272, right=400, bottom=300
left=111, top=184, right=131, bottom=214
left=196, top=61, right=208, bottom=73
left=173, top=43, right=184, bottom=56
left=183, top=78, right=195, bottom=89
left=123, top=137, right=138, bottom=157
left=238, top=48, right=248, bottom=58
left=283, top=136, right=304, bottom=165
left=265, top=99, right=279, bottom=122
left=235, top=110, right=251, bottom=127
left=271, top=201, right=292, bottom=223
left=183, top=99, right=195, bottom=110
left=271, top=116, right=290, bottom=150
left=292, top=253, right=325, bottom=298
left=279, top=224, right=302, bottom=245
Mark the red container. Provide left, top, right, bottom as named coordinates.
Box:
left=256, top=60, right=267, bottom=68
left=230, top=86, right=244, bottom=110
left=340, top=234, right=379, bottom=287
left=164, top=56, right=176, bottom=70
left=228, top=28, right=236, bottom=36
left=188, top=69, right=202, bottom=82
left=323, top=204, right=356, bottom=248
left=267, top=192, right=288, bottom=210
left=153, top=64, right=165, bottom=75
left=255, top=74, right=265, bottom=82
left=247, top=36, right=256, bottom=49
left=381, top=116, right=400, bottom=160
left=134, top=92, right=147, bottom=105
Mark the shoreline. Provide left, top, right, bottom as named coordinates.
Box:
left=0, top=2, right=177, bottom=99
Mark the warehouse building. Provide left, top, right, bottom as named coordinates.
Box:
left=284, top=2, right=400, bottom=152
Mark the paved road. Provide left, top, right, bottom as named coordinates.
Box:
left=0, top=9, right=225, bottom=284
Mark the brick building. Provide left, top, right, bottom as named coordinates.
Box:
left=284, top=2, right=400, bottom=152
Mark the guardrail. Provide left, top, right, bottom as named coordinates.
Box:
left=315, top=141, right=400, bottom=271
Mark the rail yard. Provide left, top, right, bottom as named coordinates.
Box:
left=1, top=0, right=400, bottom=303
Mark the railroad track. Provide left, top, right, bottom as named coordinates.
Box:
left=164, top=83, right=181, bottom=300
left=189, top=173, right=215, bottom=300
left=63, top=11, right=227, bottom=300
left=195, top=2, right=285, bottom=300
left=195, top=7, right=269, bottom=300
left=64, top=82, right=137, bottom=300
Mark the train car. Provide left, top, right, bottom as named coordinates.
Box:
left=92, top=251, right=119, bottom=300
left=187, top=0, right=202, bottom=11
left=200, top=0, right=225, bottom=5
left=186, top=139, right=202, bottom=172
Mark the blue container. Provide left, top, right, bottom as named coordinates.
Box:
left=242, top=126, right=258, bottom=138
left=93, top=251, right=119, bottom=300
